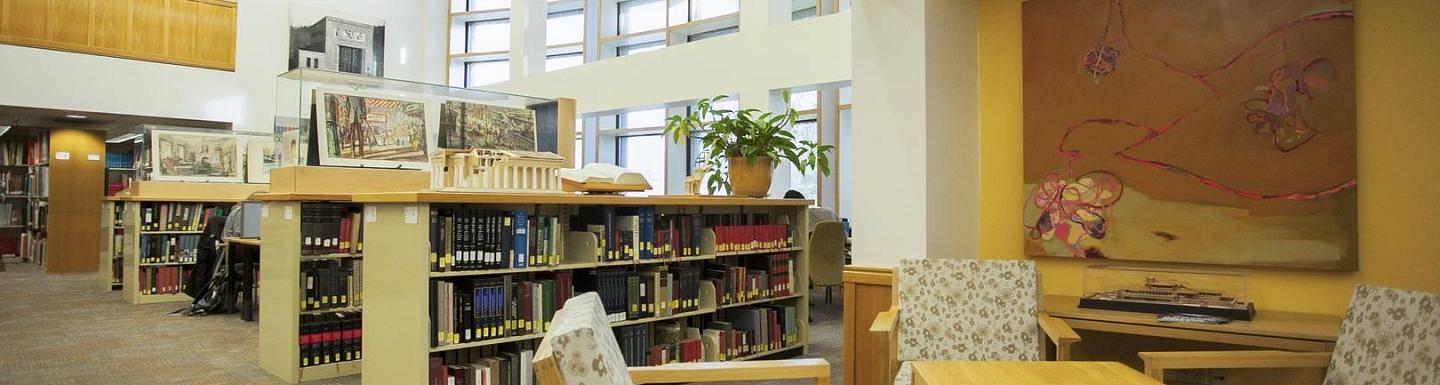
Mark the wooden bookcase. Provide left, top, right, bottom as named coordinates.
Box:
left=257, top=197, right=364, bottom=383
left=112, top=182, right=266, bottom=304
left=100, top=199, right=123, bottom=291
left=353, top=192, right=812, bottom=385
left=255, top=167, right=431, bottom=383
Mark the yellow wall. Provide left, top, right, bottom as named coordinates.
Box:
left=977, top=0, right=1440, bottom=317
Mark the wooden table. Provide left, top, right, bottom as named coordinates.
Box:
left=911, top=361, right=1163, bottom=385
left=224, top=237, right=262, bottom=321
left=1043, top=295, right=1341, bottom=352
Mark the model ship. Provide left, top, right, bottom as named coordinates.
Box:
left=1079, top=277, right=1256, bottom=320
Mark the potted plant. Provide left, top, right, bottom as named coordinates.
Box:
left=663, top=93, right=834, bottom=198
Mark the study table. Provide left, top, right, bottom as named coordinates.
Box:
left=224, top=237, right=262, bottom=322
left=1043, top=295, right=1341, bottom=352
left=911, top=361, right=1163, bottom=385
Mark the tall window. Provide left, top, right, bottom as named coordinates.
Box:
left=691, top=0, right=739, bottom=20
left=466, top=18, right=511, bottom=53
left=616, top=41, right=664, bottom=56
left=787, top=90, right=819, bottom=199
left=546, top=52, right=584, bottom=71
left=465, top=59, right=509, bottom=86
left=618, top=0, right=666, bottom=34
left=462, top=0, right=509, bottom=12
left=546, top=9, right=584, bottom=45
left=618, top=135, right=665, bottom=195
left=337, top=46, right=364, bottom=74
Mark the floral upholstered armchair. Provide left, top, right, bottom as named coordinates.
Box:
left=532, top=292, right=832, bottom=385
left=1140, top=285, right=1440, bottom=385
left=869, top=259, right=1081, bottom=385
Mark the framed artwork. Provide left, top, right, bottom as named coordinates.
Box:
left=1021, top=0, right=1356, bottom=270
left=274, top=116, right=307, bottom=167
left=149, top=130, right=243, bottom=183
left=289, top=5, right=385, bottom=77
left=436, top=98, right=538, bottom=151
left=246, top=139, right=277, bottom=184
left=314, top=88, right=431, bottom=169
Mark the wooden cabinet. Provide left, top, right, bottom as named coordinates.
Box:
left=842, top=266, right=896, bottom=385
left=0, top=0, right=236, bottom=71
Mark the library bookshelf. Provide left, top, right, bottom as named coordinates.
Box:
left=255, top=167, right=432, bottom=384
left=111, top=182, right=266, bottom=305
left=351, top=192, right=812, bottom=385
left=100, top=199, right=123, bottom=291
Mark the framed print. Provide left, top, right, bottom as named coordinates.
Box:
left=436, top=98, right=538, bottom=151
left=150, top=130, right=243, bottom=183
left=314, top=88, right=431, bottom=169
left=246, top=139, right=277, bottom=184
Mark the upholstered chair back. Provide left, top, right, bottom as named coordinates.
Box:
left=1324, top=285, right=1440, bottom=385
left=539, top=292, right=635, bottom=385
left=895, top=259, right=1040, bottom=362
left=808, top=221, right=847, bottom=287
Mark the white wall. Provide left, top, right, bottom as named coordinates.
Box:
left=482, top=1, right=851, bottom=116
left=850, top=0, right=980, bottom=266
left=0, top=0, right=450, bottom=133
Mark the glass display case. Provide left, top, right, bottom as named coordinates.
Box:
left=274, top=68, right=562, bottom=170
left=1079, top=264, right=1255, bottom=320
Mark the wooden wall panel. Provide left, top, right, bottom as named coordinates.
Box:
left=3, top=0, right=49, bottom=39
left=0, top=0, right=235, bottom=71
left=128, top=0, right=165, bottom=55
left=842, top=266, right=896, bottom=385
left=90, top=0, right=127, bottom=49
left=166, top=0, right=197, bottom=58
left=193, top=2, right=233, bottom=64
left=48, top=0, right=89, bottom=44
left=47, top=128, right=106, bottom=274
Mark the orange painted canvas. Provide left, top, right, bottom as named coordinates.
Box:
left=1021, top=0, right=1356, bottom=270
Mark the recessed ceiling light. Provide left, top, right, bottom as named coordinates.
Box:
left=65, top=114, right=88, bottom=119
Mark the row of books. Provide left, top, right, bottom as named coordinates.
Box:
left=712, top=224, right=793, bottom=253
left=111, top=256, right=123, bottom=285
left=301, top=259, right=363, bottom=311
left=707, top=254, right=794, bottom=306
left=28, top=202, right=45, bottom=229
left=587, top=266, right=704, bottom=322
left=138, top=234, right=201, bottom=264
left=428, top=207, right=565, bottom=272
left=21, top=232, right=43, bottom=263
left=614, top=304, right=800, bottom=366
left=575, top=207, right=709, bottom=263
left=299, top=310, right=362, bottom=367
left=106, top=152, right=135, bottom=168
left=0, top=203, right=24, bottom=226
left=141, top=202, right=224, bottom=232
left=301, top=203, right=363, bottom=255
left=1, top=169, right=46, bottom=197
left=431, top=273, right=574, bottom=347
left=429, top=345, right=535, bottom=385
left=0, top=135, right=47, bottom=166
left=139, top=265, right=190, bottom=295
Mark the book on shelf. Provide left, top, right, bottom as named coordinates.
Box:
left=140, top=202, right=226, bottom=232
left=429, top=207, right=564, bottom=272
left=0, top=134, right=48, bottom=166
left=704, top=253, right=793, bottom=306
left=559, top=163, right=650, bottom=186
left=300, top=259, right=363, bottom=311
left=105, top=152, right=135, bottom=169
left=429, top=343, right=535, bottom=385
left=574, top=207, right=707, bottom=263
left=138, top=266, right=190, bottom=295
left=301, top=203, right=363, bottom=255
left=0, top=203, right=23, bottom=226
left=430, top=272, right=574, bottom=348
left=138, top=234, right=201, bottom=264
left=299, top=310, right=361, bottom=367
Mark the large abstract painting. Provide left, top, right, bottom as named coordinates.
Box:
left=315, top=88, right=430, bottom=169
left=437, top=99, right=538, bottom=151
left=1022, top=0, right=1356, bottom=270
left=150, top=130, right=242, bottom=183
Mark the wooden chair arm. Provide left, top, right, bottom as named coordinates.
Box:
left=628, top=358, right=831, bottom=385
left=1139, top=351, right=1332, bottom=381
left=869, top=306, right=898, bottom=333
left=1037, top=313, right=1080, bottom=360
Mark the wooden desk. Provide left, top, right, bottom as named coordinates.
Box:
left=1043, top=295, right=1341, bottom=352
left=912, top=361, right=1163, bottom=385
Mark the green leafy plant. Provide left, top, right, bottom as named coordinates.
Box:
left=663, top=92, right=835, bottom=194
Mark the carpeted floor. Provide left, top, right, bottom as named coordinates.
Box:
left=0, top=262, right=845, bottom=385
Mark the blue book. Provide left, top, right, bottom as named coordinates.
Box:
left=513, top=210, right=528, bottom=268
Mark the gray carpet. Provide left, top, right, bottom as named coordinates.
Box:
left=0, top=262, right=845, bottom=385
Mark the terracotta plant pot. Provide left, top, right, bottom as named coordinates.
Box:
left=727, top=156, right=773, bottom=198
